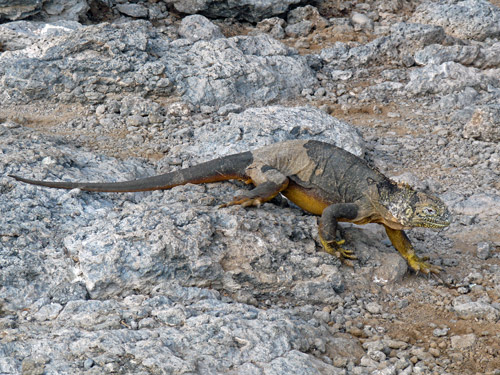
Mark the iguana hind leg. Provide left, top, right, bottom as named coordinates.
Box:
left=319, top=203, right=359, bottom=265
left=221, top=178, right=289, bottom=208
left=384, top=226, right=441, bottom=274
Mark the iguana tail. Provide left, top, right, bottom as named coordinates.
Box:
left=9, top=151, right=253, bottom=192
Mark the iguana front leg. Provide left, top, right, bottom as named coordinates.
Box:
left=384, top=226, right=441, bottom=274
left=319, top=203, right=359, bottom=265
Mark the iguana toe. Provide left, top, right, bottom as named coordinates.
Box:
left=320, top=237, right=358, bottom=265
left=408, top=255, right=441, bottom=274
left=220, top=196, right=263, bottom=208
left=338, top=248, right=357, bottom=260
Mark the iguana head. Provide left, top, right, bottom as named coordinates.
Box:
left=377, top=180, right=451, bottom=229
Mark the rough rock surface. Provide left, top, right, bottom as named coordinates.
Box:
left=0, top=17, right=315, bottom=108
left=178, top=14, right=224, bottom=42
left=0, top=0, right=88, bottom=22
left=200, top=105, right=365, bottom=157
left=165, top=0, right=302, bottom=22
left=411, top=0, right=500, bottom=41
left=462, top=104, right=500, bottom=142
left=1, top=1, right=500, bottom=374
left=0, top=0, right=44, bottom=21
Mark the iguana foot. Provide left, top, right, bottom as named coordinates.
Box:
left=220, top=195, right=263, bottom=208
left=407, top=254, right=441, bottom=274
left=320, top=237, right=357, bottom=266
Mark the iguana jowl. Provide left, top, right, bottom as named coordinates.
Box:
left=10, top=140, right=451, bottom=274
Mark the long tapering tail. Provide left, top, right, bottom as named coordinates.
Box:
left=10, top=151, right=253, bottom=192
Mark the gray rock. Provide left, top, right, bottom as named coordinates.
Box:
left=476, top=42, right=500, bottom=69
left=287, top=5, right=328, bottom=29
left=432, top=327, right=449, bottom=337
left=462, top=105, right=500, bottom=142
left=256, top=17, right=286, bottom=39
left=391, top=172, right=428, bottom=191
left=217, top=103, right=243, bottom=116
left=411, top=0, right=500, bottom=41
left=384, top=339, right=408, bottom=350
left=389, top=22, right=447, bottom=48
left=368, top=349, right=386, bottom=362
left=436, top=86, right=481, bottom=110
left=373, top=255, right=408, bottom=285
left=285, top=20, right=313, bottom=38
left=166, top=0, right=302, bottom=22
left=0, top=0, right=42, bottom=21
left=0, top=20, right=82, bottom=51
left=116, top=3, right=149, bottom=18
left=33, top=303, right=63, bottom=321
left=452, top=193, right=500, bottom=217
left=414, top=44, right=481, bottom=67
left=319, top=42, right=350, bottom=65
left=0, top=0, right=87, bottom=22
left=49, top=281, right=89, bottom=305
left=351, top=12, right=373, bottom=31
left=450, top=333, right=477, bottom=349
left=330, top=69, right=353, bottom=81
left=218, top=105, right=364, bottom=157
left=0, top=20, right=315, bottom=108
left=415, top=43, right=500, bottom=69
left=360, top=354, right=378, bottom=368
left=453, top=301, right=499, bottom=321
left=83, top=358, right=94, bottom=370
left=0, top=21, right=171, bottom=104
left=39, top=0, right=89, bottom=22
left=476, top=242, right=491, bottom=260
left=365, top=302, right=382, bottom=314
left=178, top=14, right=224, bottom=42
left=405, top=62, right=500, bottom=96
left=168, top=33, right=316, bottom=107
left=291, top=275, right=345, bottom=303
left=320, top=22, right=447, bottom=70
left=0, top=277, right=356, bottom=374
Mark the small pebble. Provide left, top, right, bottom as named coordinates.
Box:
left=432, top=327, right=449, bottom=337
left=476, top=242, right=491, bottom=260
left=83, top=359, right=94, bottom=369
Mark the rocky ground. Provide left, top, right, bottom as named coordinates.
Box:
left=1, top=1, right=500, bottom=374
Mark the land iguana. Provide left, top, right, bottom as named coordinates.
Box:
left=10, top=140, right=451, bottom=274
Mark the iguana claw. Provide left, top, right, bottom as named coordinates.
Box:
left=320, top=237, right=357, bottom=266
left=408, top=254, right=441, bottom=274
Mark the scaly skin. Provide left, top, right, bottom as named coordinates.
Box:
left=10, top=140, right=451, bottom=275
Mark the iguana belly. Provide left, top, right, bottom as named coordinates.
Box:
left=282, top=184, right=330, bottom=216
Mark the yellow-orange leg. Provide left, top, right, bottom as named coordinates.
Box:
left=318, top=203, right=360, bottom=266
left=384, top=226, right=441, bottom=274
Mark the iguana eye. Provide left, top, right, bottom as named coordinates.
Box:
left=422, top=207, right=436, bottom=215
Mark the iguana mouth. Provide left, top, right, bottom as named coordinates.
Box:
left=415, top=215, right=451, bottom=229
left=426, top=221, right=450, bottom=229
